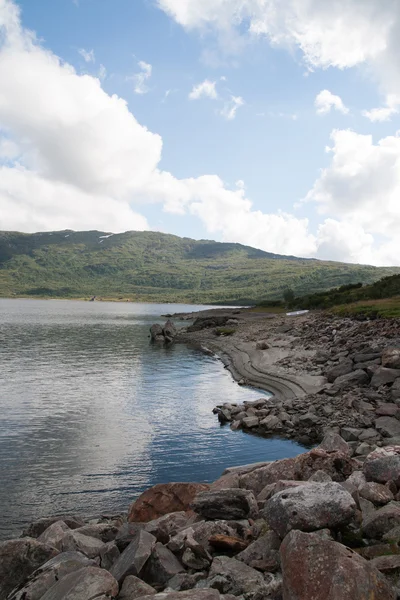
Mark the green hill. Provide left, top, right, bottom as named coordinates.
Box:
left=0, top=229, right=399, bottom=304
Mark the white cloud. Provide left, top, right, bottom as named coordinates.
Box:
left=131, top=60, right=152, bottom=95
left=315, top=90, right=349, bottom=115
left=362, top=95, right=400, bottom=122
left=78, top=48, right=95, bottom=63
left=189, top=79, right=218, bottom=100
left=98, top=64, right=107, bottom=81
left=220, top=95, right=244, bottom=120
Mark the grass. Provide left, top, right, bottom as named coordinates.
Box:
left=1, top=229, right=399, bottom=304
left=215, top=327, right=237, bottom=336
left=331, top=297, right=400, bottom=319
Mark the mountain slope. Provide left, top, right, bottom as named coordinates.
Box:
left=0, top=230, right=399, bottom=304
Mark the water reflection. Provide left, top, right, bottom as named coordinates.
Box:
left=0, top=299, right=305, bottom=539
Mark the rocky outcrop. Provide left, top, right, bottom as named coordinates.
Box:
left=150, top=320, right=178, bottom=344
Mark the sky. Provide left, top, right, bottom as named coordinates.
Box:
left=0, top=0, right=400, bottom=266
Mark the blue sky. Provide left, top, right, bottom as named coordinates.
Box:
left=1, top=0, right=400, bottom=265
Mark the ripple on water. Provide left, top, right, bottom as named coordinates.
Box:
left=0, top=299, right=305, bottom=538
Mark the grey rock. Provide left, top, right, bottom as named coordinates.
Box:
left=137, top=593, right=223, bottom=600
left=358, top=429, right=379, bottom=441
left=376, top=417, right=400, bottom=438
left=298, top=413, right=320, bottom=426
left=38, top=521, right=70, bottom=550
left=359, top=497, right=376, bottom=520
left=191, top=489, right=258, bottom=521
left=73, top=523, right=119, bottom=543
left=371, top=367, right=400, bottom=388
left=163, top=320, right=177, bottom=340
left=23, top=517, right=84, bottom=539
left=335, top=369, right=370, bottom=389
left=150, top=324, right=164, bottom=342
left=260, top=415, right=281, bottom=430
left=236, top=530, right=280, bottom=572
left=382, top=348, right=400, bottom=370
left=118, top=575, right=156, bottom=600
left=100, top=542, right=120, bottom=571
left=356, top=442, right=375, bottom=456
left=308, top=470, right=332, bottom=483
left=205, top=556, right=268, bottom=598
left=181, top=548, right=210, bottom=571
left=392, top=379, right=400, bottom=400
left=325, top=360, right=353, bottom=383
left=0, top=538, right=58, bottom=600
left=115, top=524, right=145, bottom=552
left=39, top=566, right=118, bottom=600
left=110, top=530, right=156, bottom=584
left=61, top=531, right=107, bottom=558
left=239, top=458, right=297, bottom=495
left=359, top=482, right=394, bottom=505
left=141, top=543, right=185, bottom=588
left=264, top=482, right=356, bottom=538
left=166, top=574, right=208, bottom=592
left=376, top=403, right=400, bottom=418
left=8, top=553, right=97, bottom=600
left=144, top=512, right=190, bottom=545
left=318, top=432, right=350, bottom=455
left=354, top=352, right=382, bottom=363
left=341, top=427, right=361, bottom=442
left=362, top=502, right=400, bottom=538
left=363, top=446, right=400, bottom=484
left=168, top=521, right=237, bottom=556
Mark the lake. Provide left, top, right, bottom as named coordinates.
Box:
left=0, top=299, right=305, bottom=539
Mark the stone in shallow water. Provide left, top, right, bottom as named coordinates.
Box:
left=280, top=530, right=395, bottom=600
left=263, top=482, right=356, bottom=538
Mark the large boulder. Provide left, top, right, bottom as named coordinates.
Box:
left=39, top=566, right=118, bottom=600
left=110, top=530, right=156, bottom=584
left=191, top=489, right=258, bottom=520
left=0, top=538, right=59, bottom=599
left=362, top=502, right=400, bottom=538
left=128, top=483, right=210, bottom=523
left=371, top=367, right=400, bottom=388
left=8, top=552, right=97, bottom=600
left=280, top=530, right=395, bottom=600
left=334, top=369, right=369, bottom=389
left=264, top=482, right=356, bottom=538
left=239, top=457, right=297, bottom=495
left=382, top=348, right=400, bottom=370
left=150, top=324, right=164, bottom=342
left=325, top=360, right=353, bottom=383
left=363, top=446, right=400, bottom=484
left=163, top=320, right=177, bottom=341
left=293, top=448, right=355, bottom=482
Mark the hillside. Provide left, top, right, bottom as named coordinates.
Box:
left=0, top=230, right=399, bottom=304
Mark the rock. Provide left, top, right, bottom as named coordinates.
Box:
left=359, top=482, right=394, bottom=505
left=376, top=416, right=400, bottom=438
left=325, top=360, right=353, bottom=383
left=358, top=428, right=379, bottom=441
left=376, top=403, right=400, bottom=418
left=264, top=482, right=356, bottom=538
left=208, top=535, right=248, bottom=553
left=382, top=348, right=400, bottom=370
left=239, top=457, right=297, bottom=495
left=110, top=530, right=156, bottom=584
left=318, top=432, right=350, bottom=455
left=61, top=531, right=107, bottom=558
left=354, top=352, right=382, bottom=363
left=73, top=523, right=119, bottom=543
left=99, top=542, right=120, bottom=570
left=308, top=470, right=332, bottom=483
left=38, top=521, right=70, bottom=550
left=206, top=556, right=269, bottom=599
left=128, top=483, right=210, bottom=523
left=356, top=442, right=375, bottom=455
left=191, top=489, right=258, bottom=520
left=141, top=543, right=185, bottom=588
left=39, top=566, right=118, bottom=600
left=280, top=530, right=395, bottom=600
left=168, top=521, right=237, bottom=556
left=256, top=341, right=269, bottom=350
left=23, top=517, right=84, bottom=539
left=340, top=427, right=361, bottom=442
left=298, top=413, right=320, bottom=427
left=236, top=530, right=281, bottom=572
left=371, top=367, right=400, bottom=388
left=163, top=320, right=177, bottom=340
left=150, top=324, right=164, bottom=342
left=383, top=525, right=400, bottom=543
left=294, top=449, right=356, bottom=482
left=138, top=593, right=224, bottom=600
left=241, top=416, right=259, bottom=428
left=362, top=502, right=400, bottom=538
left=364, top=446, right=400, bottom=484
left=182, top=548, right=211, bottom=571
left=166, top=574, right=208, bottom=592
left=118, top=575, right=156, bottom=600
left=115, top=524, right=144, bottom=551
left=144, top=512, right=190, bottom=544
left=392, top=379, right=400, bottom=400
left=259, top=415, right=281, bottom=430
left=0, top=538, right=59, bottom=599
left=8, top=553, right=97, bottom=600
left=334, top=369, right=370, bottom=389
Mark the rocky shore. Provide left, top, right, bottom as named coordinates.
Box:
left=3, top=436, right=400, bottom=599
left=175, top=309, right=400, bottom=452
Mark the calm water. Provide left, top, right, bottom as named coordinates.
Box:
left=0, top=299, right=304, bottom=539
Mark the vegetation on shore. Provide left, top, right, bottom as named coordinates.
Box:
left=1, top=229, right=399, bottom=304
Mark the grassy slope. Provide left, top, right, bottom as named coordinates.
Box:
left=1, top=229, right=399, bottom=304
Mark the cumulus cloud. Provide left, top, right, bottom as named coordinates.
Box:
left=189, top=79, right=218, bottom=100
left=78, top=48, right=95, bottom=63
left=315, top=90, right=349, bottom=115
left=131, top=60, right=152, bottom=94
left=220, top=95, right=244, bottom=120
left=362, top=95, right=399, bottom=122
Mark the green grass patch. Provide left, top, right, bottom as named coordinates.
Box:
left=215, top=327, right=237, bottom=336
left=331, top=297, right=400, bottom=319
